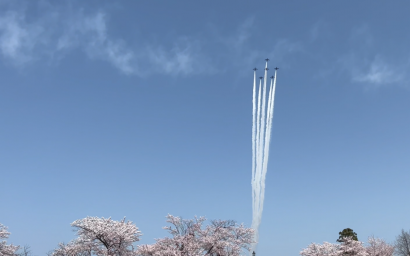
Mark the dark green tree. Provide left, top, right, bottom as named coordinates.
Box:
left=337, top=228, right=358, bottom=242
left=394, top=229, right=410, bottom=256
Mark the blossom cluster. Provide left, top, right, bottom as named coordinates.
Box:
left=300, top=237, right=394, bottom=256
left=0, top=224, right=19, bottom=256
left=52, top=217, right=142, bottom=256
left=47, top=215, right=253, bottom=256
left=137, top=215, right=254, bottom=256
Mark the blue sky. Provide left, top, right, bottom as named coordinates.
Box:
left=1, top=1, right=410, bottom=256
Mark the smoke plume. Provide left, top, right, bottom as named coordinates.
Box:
left=251, top=60, right=278, bottom=252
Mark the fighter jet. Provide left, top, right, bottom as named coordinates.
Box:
left=253, top=68, right=258, bottom=71
left=265, top=58, right=270, bottom=62
left=270, top=76, right=274, bottom=79
left=265, top=68, right=269, bottom=71
left=259, top=77, right=263, bottom=79
left=275, top=67, right=279, bottom=70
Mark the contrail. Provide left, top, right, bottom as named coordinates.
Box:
left=258, top=63, right=268, bottom=205
left=255, top=76, right=262, bottom=197
left=252, top=76, right=262, bottom=247
left=251, top=61, right=278, bottom=253
left=252, top=68, right=257, bottom=217
left=259, top=71, right=276, bottom=222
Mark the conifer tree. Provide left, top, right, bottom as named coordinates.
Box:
left=337, top=228, right=358, bottom=242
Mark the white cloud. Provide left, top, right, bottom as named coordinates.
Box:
left=48, top=11, right=136, bottom=74
left=339, top=53, right=408, bottom=88
left=353, top=57, right=403, bottom=85
left=79, top=12, right=136, bottom=75
left=269, top=39, right=302, bottom=61
left=337, top=25, right=408, bottom=88
left=148, top=44, right=196, bottom=76
left=0, top=3, right=213, bottom=76
left=0, top=2, right=301, bottom=78
left=214, top=17, right=302, bottom=74
left=0, top=12, right=43, bottom=65
left=232, top=17, right=254, bottom=51
left=146, top=37, right=216, bottom=76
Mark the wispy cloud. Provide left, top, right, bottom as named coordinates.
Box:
left=215, top=17, right=302, bottom=74
left=230, top=17, right=254, bottom=52
left=269, top=39, right=302, bottom=62
left=0, top=2, right=302, bottom=77
left=146, top=38, right=216, bottom=76
left=0, top=3, right=215, bottom=76
left=0, top=11, right=44, bottom=65
left=338, top=25, right=408, bottom=88
left=353, top=56, right=404, bottom=85
left=75, top=12, right=135, bottom=75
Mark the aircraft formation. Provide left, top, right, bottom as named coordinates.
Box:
left=251, top=59, right=278, bottom=253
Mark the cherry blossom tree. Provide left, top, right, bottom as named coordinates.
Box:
left=338, top=237, right=368, bottom=256
left=0, top=223, right=19, bottom=256
left=15, top=245, right=33, bottom=256
left=301, top=236, right=394, bottom=256
left=52, top=239, right=93, bottom=256
left=300, top=242, right=340, bottom=256
left=52, top=217, right=141, bottom=256
left=137, top=215, right=254, bottom=256
left=366, top=236, right=394, bottom=256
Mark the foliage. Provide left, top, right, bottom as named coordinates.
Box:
left=338, top=237, right=366, bottom=256
left=52, top=217, right=141, bottom=256
left=300, top=242, right=339, bottom=256
left=366, top=236, right=394, bottom=256
left=301, top=236, right=393, bottom=256
left=52, top=239, right=93, bottom=256
left=337, top=229, right=358, bottom=243
left=137, top=214, right=254, bottom=256
left=0, top=223, right=19, bottom=256
left=50, top=215, right=253, bottom=256
left=394, top=230, right=410, bottom=256
left=15, top=246, right=33, bottom=256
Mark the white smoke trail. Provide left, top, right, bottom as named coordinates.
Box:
left=251, top=62, right=278, bottom=253
left=259, top=63, right=269, bottom=210
left=252, top=69, right=257, bottom=218
left=255, top=63, right=268, bottom=234
left=259, top=71, right=276, bottom=219
left=255, top=77, right=262, bottom=172
left=261, top=77, right=273, bottom=182
left=253, top=77, right=262, bottom=234
left=257, top=63, right=268, bottom=206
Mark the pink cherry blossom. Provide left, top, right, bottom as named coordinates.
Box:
left=366, top=236, right=394, bottom=256
left=301, top=236, right=394, bottom=256
left=0, top=223, right=19, bottom=256
left=52, top=217, right=141, bottom=256
left=137, top=215, right=254, bottom=256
